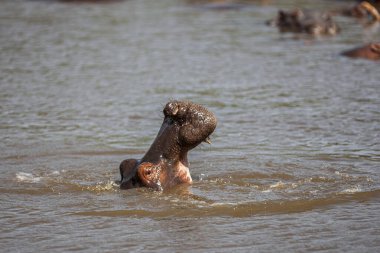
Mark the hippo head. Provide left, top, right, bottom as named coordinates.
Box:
left=358, top=1, right=380, bottom=22
left=273, top=9, right=339, bottom=36
left=119, top=100, right=217, bottom=190
left=276, top=9, right=304, bottom=33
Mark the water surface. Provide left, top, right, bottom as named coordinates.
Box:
left=1, top=0, right=380, bottom=252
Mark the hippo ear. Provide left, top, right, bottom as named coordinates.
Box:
left=119, top=159, right=139, bottom=189
left=137, top=162, right=162, bottom=190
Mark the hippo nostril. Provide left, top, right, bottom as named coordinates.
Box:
left=164, top=102, right=179, bottom=117
left=172, top=107, right=178, bottom=116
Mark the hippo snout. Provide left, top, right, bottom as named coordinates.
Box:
left=163, top=100, right=217, bottom=147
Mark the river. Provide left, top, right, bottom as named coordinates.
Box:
left=1, top=0, right=380, bottom=252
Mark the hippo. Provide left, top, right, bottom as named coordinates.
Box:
left=356, top=0, right=380, bottom=8
left=330, top=1, right=380, bottom=23
left=119, top=100, right=217, bottom=190
left=267, top=8, right=340, bottom=36
left=341, top=43, right=380, bottom=60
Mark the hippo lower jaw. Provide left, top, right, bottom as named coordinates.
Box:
left=134, top=159, right=192, bottom=191
left=119, top=100, right=216, bottom=191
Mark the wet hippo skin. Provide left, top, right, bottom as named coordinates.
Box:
left=341, top=43, right=380, bottom=60
left=119, top=100, right=217, bottom=190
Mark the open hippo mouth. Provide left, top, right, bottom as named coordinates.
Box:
left=119, top=100, right=217, bottom=190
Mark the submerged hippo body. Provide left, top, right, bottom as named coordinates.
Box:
left=268, top=9, right=340, bottom=36
left=119, top=101, right=217, bottom=190
left=341, top=43, right=380, bottom=60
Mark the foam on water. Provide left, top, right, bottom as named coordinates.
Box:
left=15, top=172, right=41, bottom=183
left=342, top=185, right=362, bottom=193
left=85, top=180, right=119, bottom=192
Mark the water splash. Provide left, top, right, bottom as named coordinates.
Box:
left=15, top=172, right=41, bottom=183
left=342, top=185, right=362, bottom=193
left=84, top=180, right=119, bottom=193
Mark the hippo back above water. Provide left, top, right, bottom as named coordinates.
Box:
left=342, top=43, right=380, bottom=61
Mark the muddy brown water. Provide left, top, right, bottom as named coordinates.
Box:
left=1, top=0, right=380, bottom=252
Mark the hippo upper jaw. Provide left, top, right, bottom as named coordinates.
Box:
left=119, top=100, right=217, bottom=191
left=143, top=100, right=216, bottom=160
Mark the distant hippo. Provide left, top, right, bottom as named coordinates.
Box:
left=119, top=101, right=217, bottom=190
left=267, top=8, right=340, bottom=36
left=331, top=1, right=380, bottom=22
left=341, top=43, right=380, bottom=60
left=357, top=0, right=380, bottom=8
